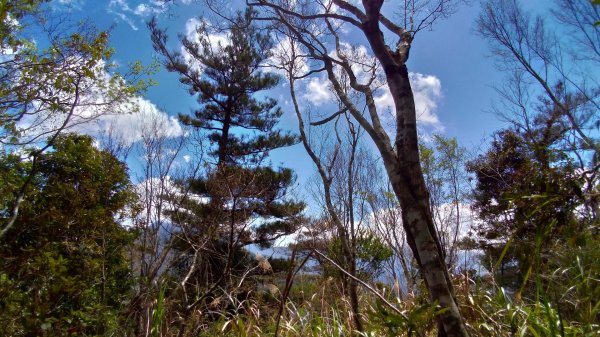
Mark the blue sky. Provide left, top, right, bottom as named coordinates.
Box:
left=47, top=0, right=528, bottom=190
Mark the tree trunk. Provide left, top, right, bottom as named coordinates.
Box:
left=251, top=0, right=471, bottom=334
left=385, top=62, right=469, bottom=337
left=360, top=3, right=469, bottom=336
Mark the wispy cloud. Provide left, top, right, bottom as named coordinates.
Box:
left=108, top=0, right=139, bottom=30
left=107, top=0, right=171, bottom=31
left=52, top=0, right=85, bottom=11
left=303, top=76, right=333, bottom=106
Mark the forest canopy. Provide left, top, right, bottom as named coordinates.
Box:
left=0, top=0, right=598, bottom=336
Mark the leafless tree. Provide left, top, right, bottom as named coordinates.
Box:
left=289, top=87, right=367, bottom=331
left=249, top=1, right=470, bottom=335
left=368, top=180, right=418, bottom=299
left=477, top=0, right=600, bottom=222
left=113, top=112, right=201, bottom=336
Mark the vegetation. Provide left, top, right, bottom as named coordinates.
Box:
left=0, top=0, right=598, bottom=336
left=0, top=134, right=135, bottom=335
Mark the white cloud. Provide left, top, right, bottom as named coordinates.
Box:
left=108, top=0, right=170, bottom=30
left=410, top=73, right=443, bottom=127
left=181, top=17, right=230, bottom=73
left=374, top=72, right=444, bottom=130
left=432, top=203, right=480, bottom=239
left=279, top=38, right=442, bottom=130
left=299, top=43, right=380, bottom=107
left=298, top=69, right=443, bottom=130
left=184, top=16, right=203, bottom=36
left=133, top=2, right=167, bottom=16
left=133, top=3, right=154, bottom=16
left=304, top=77, right=333, bottom=105
left=76, top=97, right=184, bottom=146
left=184, top=18, right=230, bottom=52
left=369, top=202, right=481, bottom=247
left=332, top=43, right=376, bottom=85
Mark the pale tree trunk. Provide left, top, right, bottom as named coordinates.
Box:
left=332, top=18, right=469, bottom=337
left=251, top=0, right=471, bottom=335
left=362, top=7, right=468, bottom=334
left=377, top=65, right=467, bottom=337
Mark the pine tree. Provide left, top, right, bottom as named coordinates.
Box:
left=150, top=10, right=303, bottom=288
left=467, top=127, right=581, bottom=289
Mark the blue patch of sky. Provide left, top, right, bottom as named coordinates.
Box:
left=48, top=0, right=563, bottom=201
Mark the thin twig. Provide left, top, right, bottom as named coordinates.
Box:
left=313, top=249, right=408, bottom=320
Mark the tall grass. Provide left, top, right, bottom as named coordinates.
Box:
left=191, top=244, right=599, bottom=337
left=140, top=226, right=599, bottom=337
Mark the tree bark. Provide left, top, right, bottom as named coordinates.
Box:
left=360, top=4, right=469, bottom=336
left=250, top=0, right=471, bottom=335
left=363, top=16, right=468, bottom=337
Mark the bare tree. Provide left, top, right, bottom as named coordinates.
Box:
left=477, top=0, right=600, bottom=222
left=287, top=72, right=367, bottom=331
left=250, top=1, right=470, bottom=335
left=0, top=15, right=150, bottom=239
left=369, top=180, right=418, bottom=299
left=114, top=112, right=200, bottom=336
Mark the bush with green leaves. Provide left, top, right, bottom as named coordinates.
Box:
left=0, top=134, right=136, bottom=336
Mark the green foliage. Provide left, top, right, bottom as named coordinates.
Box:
left=321, top=232, right=392, bottom=281
left=459, top=212, right=599, bottom=336
left=544, top=233, right=600, bottom=330
left=151, top=282, right=167, bottom=337
left=150, top=9, right=297, bottom=165
left=465, top=252, right=600, bottom=336
left=0, top=0, right=47, bottom=50
left=142, top=15, right=306, bottom=335
left=0, top=2, right=154, bottom=147
left=355, top=233, right=394, bottom=278
left=368, top=299, right=444, bottom=337
left=0, top=151, right=32, bottom=209
left=467, top=128, right=583, bottom=286
left=0, top=134, right=136, bottom=336
left=1, top=3, right=598, bottom=337
left=419, top=134, right=468, bottom=266
left=151, top=9, right=303, bottom=292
